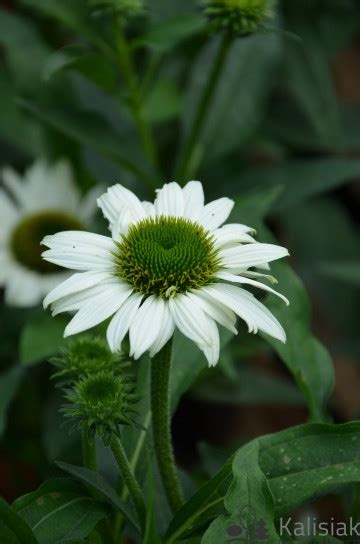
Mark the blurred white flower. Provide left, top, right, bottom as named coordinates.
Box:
left=42, top=181, right=289, bottom=366
left=0, top=159, right=101, bottom=307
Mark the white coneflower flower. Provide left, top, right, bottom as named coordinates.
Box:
left=42, top=181, right=289, bottom=366
left=0, top=159, right=101, bottom=307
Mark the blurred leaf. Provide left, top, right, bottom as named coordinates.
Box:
left=13, top=479, right=108, bottom=544
left=284, top=12, right=341, bottom=147
left=56, top=462, right=139, bottom=532
left=19, top=99, right=154, bottom=183
left=192, top=368, right=304, bottom=406
left=183, top=32, right=281, bottom=164
left=170, top=329, right=232, bottom=413
left=0, top=366, right=23, bottom=436
left=226, top=158, right=360, bottom=211
left=0, top=71, right=44, bottom=156
left=135, top=16, right=205, bottom=51
left=264, top=261, right=334, bottom=422
left=318, top=261, right=360, bottom=287
left=0, top=497, right=38, bottom=544
left=231, top=192, right=334, bottom=421
left=0, top=8, right=49, bottom=91
left=202, top=441, right=279, bottom=543
left=144, top=80, right=182, bottom=123
left=282, top=197, right=360, bottom=354
left=149, top=0, right=197, bottom=22
left=20, top=0, right=106, bottom=50
left=144, top=466, right=161, bottom=544
left=19, top=313, right=67, bottom=366
left=43, top=46, right=116, bottom=92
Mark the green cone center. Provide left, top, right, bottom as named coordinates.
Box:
left=114, top=216, right=220, bottom=297
left=11, top=210, right=84, bottom=274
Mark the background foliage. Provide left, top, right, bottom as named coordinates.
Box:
left=1, top=0, right=360, bottom=542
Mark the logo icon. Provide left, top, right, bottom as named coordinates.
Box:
left=225, top=505, right=269, bottom=542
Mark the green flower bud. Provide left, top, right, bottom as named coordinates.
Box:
left=50, top=335, right=128, bottom=387
left=62, top=371, right=139, bottom=446
left=89, top=0, right=145, bottom=19
left=201, top=0, right=273, bottom=36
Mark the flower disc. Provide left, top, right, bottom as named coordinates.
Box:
left=114, top=216, right=220, bottom=297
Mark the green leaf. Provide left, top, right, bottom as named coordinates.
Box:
left=19, top=99, right=154, bottom=184
left=261, top=422, right=360, bottom=517
left=0, top=497, right=39, bottom=544
left=168, top=423, right=360, bottom=542
left=202, top=441, right=280, bottom=543
left=135, top=16, right=205, bottom=51
left=0, top=8, right=49, bottom=91
left=318, top=261, right=360, bottom=287
left=264, top=261, right=334, bottom=422
left=43, top=46, right=116, bottom=92
left=192, top=368, right=304, bottom=407
left=231, top=193, right=334, bottom=421
left=20, top=0, right=105, bottom=49
left=228, top=159, right=360, bottom=211
left=284, top=10, right=341, bottom=147
left=165, top=461, right=232, bottom=544
left=19, top=314, right=67, bottom=366
left=13, top=479, right=108, bottom=544
left=183, top=32, right=281, bottom=163
left=56, top=462, right=139, bottom=532
left=144, top=80, right=182, bottom=124
left=0, top=366, right=23, bottom=436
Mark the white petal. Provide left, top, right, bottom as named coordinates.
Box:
left=182, top=180, right=204, bottom=219
left=155, top=182, right=184, bottom=217
left=42, top=231, right=115, bottom=271
left=129, top=296, right=165, bottom=359
left=107, top=292, right=143, bottom=352
left=51, top=279, right=126, bottom=315
left=212, top=223, right=256, bottom=249
left=97, top=184, right=146, bottom=228
left=199, top=318, right=220, bottom=367
left=220, top=243, right=289, bottom=269
left=111, top=206, right=133, bottom=240
left=2, top=167, right=24, bottom=204
left=216, top=271, right=289, bottom=305
left=149, top=303, right=175, bottom=358
left=198, top=197, right=234, bottom=231
left=0, top=188, right=19, bottom=228
left=43, top=270, right=112, bottom=309
left=64, top=283, right=132, bottom=337
left=187, top=290, right=237, bottom=334
left=78, top=185, right=105, bottom=223
left=241, top=270, right=278, bottom=284
left=4, top=267, right=43, bottom=307
left=142, top=200, right=156, bottom=217
left=168, top=293, right=213, bottom=347
left=202, top=284, right=286, bottom=343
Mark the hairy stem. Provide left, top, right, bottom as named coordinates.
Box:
left=111, top=436, right=146, bottom=531
left=151, top=340, right=184, bottom=512
left=176, top=33, right=232, bottom=183
left=82, top=428, right=97, bottom=472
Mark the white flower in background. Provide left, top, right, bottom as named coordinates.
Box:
left=0, top=159, right=101, bottom=307
left=42, top=181, right=289, bottom=366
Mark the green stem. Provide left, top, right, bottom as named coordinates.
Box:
left=111, top=436, right=146, bottom=531
left=115, top=23, right=160, bottom=183
left=151, top=340, right=184, bottom=513
left=176, top=33, right=232, bottom=183
left=82, top=428, right=97, bottom=472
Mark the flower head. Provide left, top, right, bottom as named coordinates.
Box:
left=0, top=159, right=102, bottom=307
left=51, top=335, right=128, bottom=386
left=42, top=181, right=289, bottom=367
left=201, top=0, right=273, bottom=36
left=62, top=370, right=139, bottom=445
